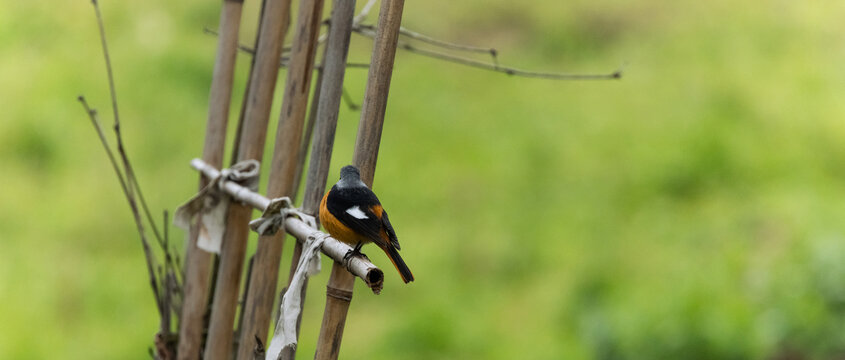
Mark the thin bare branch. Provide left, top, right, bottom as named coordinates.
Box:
left=341, top=87, right=360, bottom=111
left=92, top=0, right=166, bottom=248
left=321, top=61, right=370, bottom=69
left=162, top=264, right=172, bottom=335
left=352, top=0, right=378, bottom=25
left=359, top=23, right=499, bottom=58
left=354, top=27, right=621, bottom=80
left=398, top=40, right=621, bottom=79
left=84, top=2, right=167, bottom=309
left=78, top=97, right=130, bottom=199
left=124, top=153, right=165, bottom=247
left=313, top=0, right=375, bottom=46
left=91, top=0, right=120, bottom=133
left=209, top=4, right=621, bottom=86
left=203, top=27, right=291, bottom=57
left=205, top=27, right=371, bottom=70
left=78, top=96, right=163, bottom=314
left=163, top=210, right=181, bottom=287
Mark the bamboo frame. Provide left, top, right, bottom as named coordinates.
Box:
left=84, top=0, right=624, bottom=358
left=314, top=0, right=406, bottom=358
left=203, top=0, right=293, bottom=358
left=235, top=0, right=325, bottom=357
left=177, top=1, right=244, bottom=358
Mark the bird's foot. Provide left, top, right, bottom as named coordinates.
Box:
left=343, top=243, right=367, bottom=261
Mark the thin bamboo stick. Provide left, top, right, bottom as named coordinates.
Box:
left=280, top=1, right=357, bottom=358
left=290, top=62, right=323, bottom=205
left=235, top=0, right=325, bottom=357
left=276, top=79, right=320, bottom=360
left=275, top=34, right=330, bottom=360
left=301, top=0, right=355, bottom=219
left=189, top=158, right=385, bottom=291
left=203, top=0, right=293, bottom=358
left=177, top=1, right=244, bottom=358
left=229, top=0, right=285, bottom=167
left=314, top=1, right=405, bottom=358
left=350, top=0, right=405, bottom=185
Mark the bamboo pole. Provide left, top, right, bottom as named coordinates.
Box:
left=314, top=1, right=405, bottom=358
left=272, top=43, right=330, bottom=351
left=177, top=1, right=244, bottom=358
left=189, top=158, right=385, bottom=290
left=235, top=0, right=325, bottom=357
left=350, top=0, right=405, bottom=185
left=289, top=60, right=323, bottom=207
left=203, top=0, right=293, bottom=358
left=274, top=34, right=329, bottom=360
left=280, top=1, right=357, bottom=358
left=300, top=0, right=355, bottom=221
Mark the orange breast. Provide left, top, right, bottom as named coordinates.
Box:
left=320, top=191, right=371, bottom=245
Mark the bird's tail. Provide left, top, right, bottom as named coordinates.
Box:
left=382, top=245, right=414, bottom=283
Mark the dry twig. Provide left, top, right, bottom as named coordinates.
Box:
left=78, top=97, right=162, bottom=314
left=353, top=27, right=622, bottom=80
left=83, top=2, right=185, bottom=335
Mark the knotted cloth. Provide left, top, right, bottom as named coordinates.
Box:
left=265, top=232, right=328, bottom=359
left=173, top=160, right=260, bottom=253
left=249, top=197, right=316, bottom=236
left=250, top=196, right=325, bottom=358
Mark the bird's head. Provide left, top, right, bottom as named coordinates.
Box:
left=337, top=165, right=365, bottom=188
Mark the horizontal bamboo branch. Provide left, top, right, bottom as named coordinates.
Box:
left=189, top=159, right=385, bottom=293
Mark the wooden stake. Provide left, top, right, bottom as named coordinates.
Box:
left=301, top=0, right=355, bottom=217
left=280, top=0, right=357, bottom=358
left=351, top=0, right=405, bottom=184
left=275, top=43, right=331, bottom=357
left=235, top=0, right=325, bottom=357
left=177, top=1, right=243, bottom=358
left=315, top=0, right=405, bottom=358
left=203, top=0, right=293, bottom=358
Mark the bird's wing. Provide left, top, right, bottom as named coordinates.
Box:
left=326, top=187, right=389, bottom=247
left=380, top=209, right=400, bottom=250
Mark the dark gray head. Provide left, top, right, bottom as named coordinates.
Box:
left=340, top=165, right=360, bottom=180
left=337, top=165, right=366, bottom=188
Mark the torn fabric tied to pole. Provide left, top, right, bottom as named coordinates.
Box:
left=173, top=159, right=260, bottom=253
left=250, top=196, right=321, bottom=359
left=249, top=197, right=316, bottom=236
left=265, top=232, right=326, bottom=360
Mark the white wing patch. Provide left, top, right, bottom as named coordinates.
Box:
left=345, top=206, right=369, bottom=219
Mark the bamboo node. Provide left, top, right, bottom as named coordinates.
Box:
left=173, top=159, right=261, bottom=254
left=326, top=286, right=353, bottom=302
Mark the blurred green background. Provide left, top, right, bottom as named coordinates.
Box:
left=2, top=0, right=845, bottom=359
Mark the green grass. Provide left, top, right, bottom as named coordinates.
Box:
left=2, top=0, right=845, bottom=359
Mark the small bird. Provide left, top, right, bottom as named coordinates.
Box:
left=320, top=165, right=414, bottom=283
